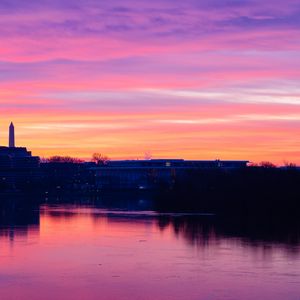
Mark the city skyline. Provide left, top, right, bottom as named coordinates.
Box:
left=0, top=0, right=299, bottom=163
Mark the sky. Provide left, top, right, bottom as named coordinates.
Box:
left=0, top=0, right=299, bottom=164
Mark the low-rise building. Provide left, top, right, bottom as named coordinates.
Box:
left=93, top=159, right=249, bottom=190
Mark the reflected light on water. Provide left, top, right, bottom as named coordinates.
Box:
left=0, top=204, right=299, bottom=300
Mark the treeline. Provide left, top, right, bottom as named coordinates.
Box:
left=41, top=153, right=109, bottom=164
left=155, top=167, right=300, bottom=220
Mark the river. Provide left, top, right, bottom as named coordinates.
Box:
left=0, top=198, right=299, bottom=300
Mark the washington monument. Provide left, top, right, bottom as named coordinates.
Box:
left=9, top=122, right=15, bottom=148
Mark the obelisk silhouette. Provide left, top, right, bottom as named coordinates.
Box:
left=9, top=122, right=15, bottom=148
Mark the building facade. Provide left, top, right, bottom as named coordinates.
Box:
left=93, top=159, right=249, bottom=190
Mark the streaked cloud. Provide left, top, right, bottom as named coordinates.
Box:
left=0, top=0, right=299, bottom=163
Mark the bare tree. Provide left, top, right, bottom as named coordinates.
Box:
left=283, top=161, right=297, bottom=169
left=259, top=161, right=276, bottom=168
left=47, top=156, right=84, bottom=163
left=92, top=153, right=110, bottom=165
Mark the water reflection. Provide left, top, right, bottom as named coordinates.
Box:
left=0, top=197, right=39, bottom=243
left=1, top=198, right=300, bottom=254
left=39, top=204, right=300, bottom=257
left=0, top=198, right=299, bottom=300
left=159, top=216, right=300, bottom=262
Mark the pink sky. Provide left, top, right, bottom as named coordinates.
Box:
left=0, top=0, right=299, bottom=164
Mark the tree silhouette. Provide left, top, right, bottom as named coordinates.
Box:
left=92, top=153, right=110, bottom=165
left=259, top=161, right=276, bottom=168
left=284, top=161, right=297, bottom=169
left=46, top=156, right=84, bottom=163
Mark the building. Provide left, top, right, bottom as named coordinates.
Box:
left=93, top=159, right=249, bottom=190
left=0, top=123, right=40, bottom=191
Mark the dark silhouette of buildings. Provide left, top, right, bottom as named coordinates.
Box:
left=0, top=123, right=40, bottom=191
left=92, top=159, right=249, bottom=190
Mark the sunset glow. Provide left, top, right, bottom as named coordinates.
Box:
left=1, top=0, right=299, bottom=163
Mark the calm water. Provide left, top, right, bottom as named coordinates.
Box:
left=0, top=200, right=300, bottom=300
